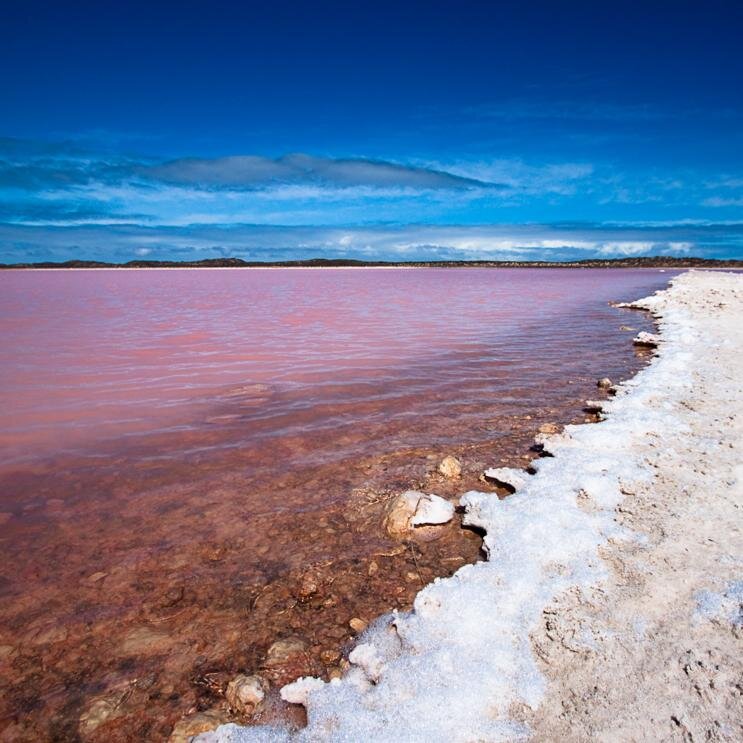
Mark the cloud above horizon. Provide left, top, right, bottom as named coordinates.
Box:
left=1, top=221, right=741, bottom=266
left=0, top=137, right=741, bottom=261
left=147, top=154, right=500, bottom=190
left=0, top=139, right=501, bottom=196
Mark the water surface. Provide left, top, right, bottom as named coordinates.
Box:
left=0, top=267, right=672, bottom=741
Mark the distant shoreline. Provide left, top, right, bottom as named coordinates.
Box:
left=1, top=256, right=741, bottom=270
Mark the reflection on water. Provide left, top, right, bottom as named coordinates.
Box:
left=0, top=268, right=672, bottom=741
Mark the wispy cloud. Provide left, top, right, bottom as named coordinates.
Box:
left=146, top=153, right=501, bottom=190
left=1, top=137, right=742, bottom=261
left=1, top=222, right=740, bottom=265
left=430, top=159, right=594, bottom=196
left=703, top=196, right=743, bottom=207
left=0, top=138, right=502, bottom=195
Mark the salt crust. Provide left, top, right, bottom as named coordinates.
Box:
left=199, top=271, right=741, bottom=743
left=409, top=493, right=455, bottom=526
left=482, top=467, right=527, bottom=491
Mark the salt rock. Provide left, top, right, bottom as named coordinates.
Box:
left=168, top=710, right=230, bottom=743
left=537, top=422, right=560, bottom=434
left=633, top=331, right=660, bottom=347
left=280, top=676, right=326, bottom=706
left=410, top=494, right=454, bottom=526
left=597, top=377, right=613, bottom=389
left=482, top=467, right=527, bottom=491
left=533, top=426, right=573, bottom=452
left=263, top=637, right=314, bottom=686
left=225, top=674, right=267, bottom=716
left=384, top=491, right=454, bottom=541
left=437, top=455, right=462, bottom=479
left=584, top=400, right=604, bottom=412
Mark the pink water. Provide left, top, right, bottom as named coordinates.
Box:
left=0, top=267, right=671, bottom=466
left=0, top=267, right=673, bottom=741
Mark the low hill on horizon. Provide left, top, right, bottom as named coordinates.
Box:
left=2, top=256, right=742, bottom=270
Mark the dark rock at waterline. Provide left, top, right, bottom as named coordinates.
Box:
left=262, top=637, right=318, bottom=686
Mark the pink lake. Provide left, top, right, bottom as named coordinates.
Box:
left=0, top=267, right=673, bottom=465
left=0, top=267, right=673, bottom=741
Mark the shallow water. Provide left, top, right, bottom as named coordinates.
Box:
left=0, top=267, right=673, bottom=741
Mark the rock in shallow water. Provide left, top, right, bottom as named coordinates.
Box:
left=633, top=331, right=660, bottom=347
left=482, top=467, right=527, bottom=492
left=437, top=455, right=462, bottom=478
left=262, top=637, right=316, bottom=686
left=168, top=710, right=230, bottom=743
left=383, top=491, right=454, bottom=541
left=349, top=617, right=368, bottom=633
left=538, top=422, right=561, bottom=434
left=79, top=697, right=124, bottom=736
left=225, top=674, right=267, bottom=716
left=118, top=626, right=172, bottom=656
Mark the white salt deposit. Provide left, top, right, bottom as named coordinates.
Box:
left=348, top=643, right=385, bottom=683
left=633, top=330, right=661, bottom=346
left=482, top=466, right=528, bottom=491
left=199, top=271, right=743, bottom=743
left=280, top=678, right=326, bottom=706
left=409, top=493, right=455, bottom=526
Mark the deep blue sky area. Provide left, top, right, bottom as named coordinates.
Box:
left=1, top=0, right=742, bottom=262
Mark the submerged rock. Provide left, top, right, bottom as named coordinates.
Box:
left=225, top=674, right=267, bottom=716
left=79, top=696, right=125, bottom=736
left=437, top=455, right=462, bottom=479
left=383, top=491, right=454, bottom=541
left=118, top=626, right=171, bottom=656
left=292, top=568, right=323, bottom=602
left=349, top=617, right=368, bottom=633
left=263, top=637, right=315, bottom=686
left=168, top=710, right=230, bottom=743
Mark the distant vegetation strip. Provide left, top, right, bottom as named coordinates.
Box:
left=1, top=256, right=741, bottom=269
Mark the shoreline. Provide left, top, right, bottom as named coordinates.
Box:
left=200, top=270, right=743, bottom=741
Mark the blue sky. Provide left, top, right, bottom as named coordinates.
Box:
left=1, top=0, right=742, bottom=262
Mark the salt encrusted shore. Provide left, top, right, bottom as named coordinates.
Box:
left=201, top=271, right=742, bottom=742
